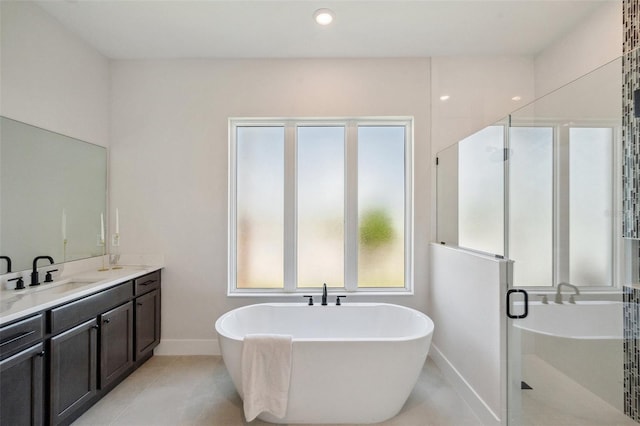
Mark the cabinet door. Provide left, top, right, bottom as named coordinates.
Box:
left=50, top=318, right=98, bottom=425
left=135, top=289, right=161, bottom=359
left=100, top=301, right=133, bottom=388
left=0, top=343, right=44, bottom=426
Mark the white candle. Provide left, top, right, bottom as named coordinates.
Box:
left=100, top=213, right=105, bottom=243
left=115, top=208, right=120, bottom=234
left=62, top=209, right=67, bottom=240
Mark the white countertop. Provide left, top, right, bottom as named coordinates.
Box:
left=0, top=264, right=163, bottom=326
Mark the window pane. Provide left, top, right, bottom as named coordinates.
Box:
left=358, top=126, right=405, bottom=287
left=509, top=127, right=553, bottom=287
left=458, top=126, right=504, bottom=255
left=297, top=127, right=344, bottom=288
left=569, top=128, right=613, bottom=286
left=236, top=127, right=284, bottom=289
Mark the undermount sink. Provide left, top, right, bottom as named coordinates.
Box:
left=12, top=278, right=97, bottom=295
left=37, top=281, right=96, bottom=294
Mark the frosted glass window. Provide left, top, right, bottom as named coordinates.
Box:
left=236, top=127, right=284, bottom=289
left=358, top=126, right=405, bottom=288
left=509, top=127, right=553, bottom=287
left=458, top=126, right=504, bottom=255
left=569, top=128, right=613, bottom=286
left=297, top=127, right=344, bottom=288
left=231, top=118, right=411, bottom=293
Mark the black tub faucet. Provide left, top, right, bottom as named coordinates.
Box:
left=31, top=256, right=54, bottom=286
left=0, top=256, right=11, bottom=274
left=322, top=283, right=328, bottom=306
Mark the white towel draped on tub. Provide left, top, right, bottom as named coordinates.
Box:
left=241, top=334, right=293, bottom=422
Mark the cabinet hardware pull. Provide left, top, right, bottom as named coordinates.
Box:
left=0, top=330, right=36, bottom=348
left=140, top=280, right=154, bottom=286
left=103, top=318, right=111, bottom=324
left=38, top=351, right=45, bottom=357
left=137, top=302, right=143, bottom=306
left=92, top=325, right=99, bottom=329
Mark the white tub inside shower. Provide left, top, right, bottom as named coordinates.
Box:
left=513, top=300, right=624, bottom=411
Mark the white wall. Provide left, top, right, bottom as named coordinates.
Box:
left=428, top=243, right=510, bottom=426
left=109, top=58, right=431, bottom=354
left=430, top=1, right=622, bottom=157
left=430, top=55, right=535, bottom=154
left=534, top=1, right=622, bottom=99
left=430, top=3, right=622, bottom=243
left=0, top=1, right=110, bottom=147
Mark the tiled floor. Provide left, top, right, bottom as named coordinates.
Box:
left=73, top=356, right=481, bottom=426
left=520, top=355, right=637, bottom=426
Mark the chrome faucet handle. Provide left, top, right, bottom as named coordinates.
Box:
left=568, top=295, right=576, bottom=304
left=335, top=295, right=346, bottom=306
left=539, top=295, right=548, bottom=304
left=302, top=295, right=314, bottom=306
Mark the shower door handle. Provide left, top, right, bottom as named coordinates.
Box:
left=506, top=289, right=528, bottom=319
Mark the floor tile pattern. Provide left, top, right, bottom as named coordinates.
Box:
left=72, top=356, right=481, bottom=426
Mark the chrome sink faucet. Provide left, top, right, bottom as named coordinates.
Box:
left=555, top=282, right=580, bottom=304
left=31, top=256, right=54, bottom=286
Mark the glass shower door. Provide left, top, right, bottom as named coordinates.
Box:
left=505, top=57, right=634, bottom=426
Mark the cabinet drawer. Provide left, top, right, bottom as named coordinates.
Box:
left=50, top=282, right=133, bottom=334
left=0, top=314, right=44, bottom=360
left=134, top=270, right=160, bottom=296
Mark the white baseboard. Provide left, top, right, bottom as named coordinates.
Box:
left=430, top=344, right=502, bottom=426
left=154, top=339, right=220, bottom=356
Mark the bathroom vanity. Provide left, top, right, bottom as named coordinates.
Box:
left=0, top=266, right=162, bottom=426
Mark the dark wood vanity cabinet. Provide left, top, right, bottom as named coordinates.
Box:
left=135, top=289, right=161, bottom=360
left=0, top=343, right=44, bottom=426
left=49, top=319, right=98, bottom=425
left=0, top=269, right=161, bottom=425
left=0, top=314, right=45, bottom=426
left=99, top=301, right=134, bottom=389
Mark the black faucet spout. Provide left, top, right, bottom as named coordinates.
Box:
left=322, top=283, right=328, bottom=306
left=0, top=256, right=11, bottom=274
left=31, top=256, right=54, bottom=286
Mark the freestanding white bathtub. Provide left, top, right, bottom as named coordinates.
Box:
left=215, top=303, right=434, bottom=424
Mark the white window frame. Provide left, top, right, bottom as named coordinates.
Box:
left=228, top=117, right=414, bottom=296
left=506, top=119, right=622, bottom=290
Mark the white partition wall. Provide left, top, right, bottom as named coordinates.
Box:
left=428, top=243, right=510, bottom=426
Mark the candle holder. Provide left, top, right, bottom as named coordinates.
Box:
left=98, top=239, right=109, bottom=271
left=110, top=233, right=122, bottom=269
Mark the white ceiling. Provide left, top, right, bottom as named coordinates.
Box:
left=37, top=0, right=609, bottom=59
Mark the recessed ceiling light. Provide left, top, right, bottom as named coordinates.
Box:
left=439, top=95, right=450, bottom=101
left=314, top=9, right=335, bottom=26
left=512, top=96, right=522, bottom=101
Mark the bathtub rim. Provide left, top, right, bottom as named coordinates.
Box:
left=215, top=302, right=434, bottom=343
left=513, top=300, right=623, bottom=340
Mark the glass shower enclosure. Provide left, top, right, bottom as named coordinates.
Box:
left=436, top=56, right=640, bottom=425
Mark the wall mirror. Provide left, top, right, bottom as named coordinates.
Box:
left=436, top=56, right=634, bottom=288
left=1, top=117, right=107, bottom=273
